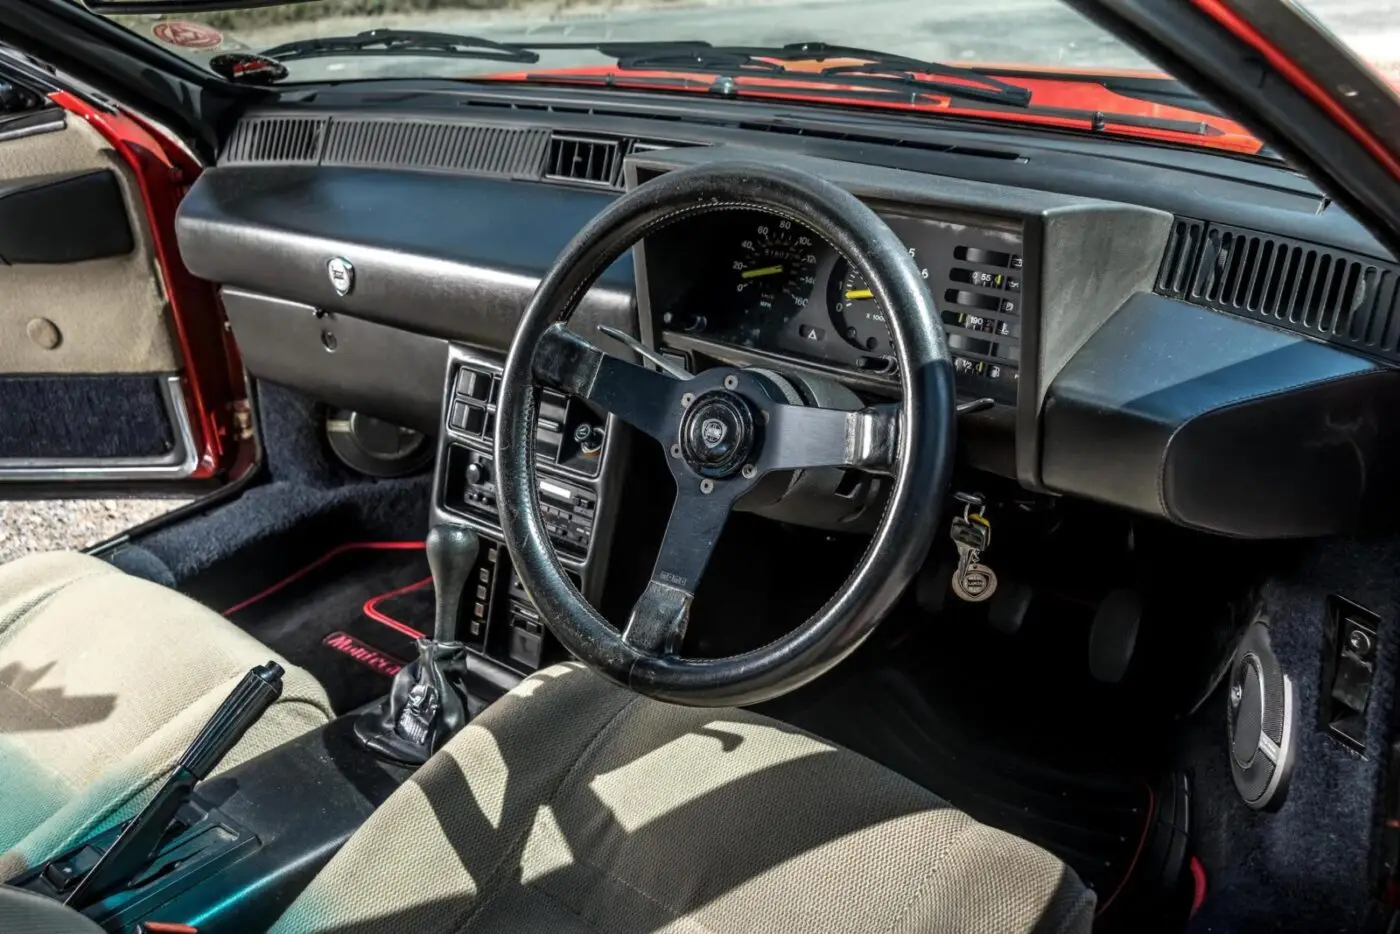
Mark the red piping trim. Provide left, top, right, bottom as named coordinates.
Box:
left=362, top=576, right=432, bottom=640
left=1095, top=780, right=1156, bottom=917
left=221, top=541, right=424, bottom=616
left=1189, top=855, right=1208, bottom=918
left=1190, top=0, right=1400, bottom=182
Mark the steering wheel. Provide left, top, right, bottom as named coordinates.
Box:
left=496, top=163, right=955, bottom=706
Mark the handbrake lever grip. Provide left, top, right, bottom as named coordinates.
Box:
left=181, top=661, right=284, bottom=779
left=64, top=661, right=285, bottom=908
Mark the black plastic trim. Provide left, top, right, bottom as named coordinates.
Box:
left=176, top=167, right=637, bottom=349
left=1041, top=292, right=1400, bottom=538
left=0, top=169, right=132, bottom=264
left=220, top=288, right=448, bottom=435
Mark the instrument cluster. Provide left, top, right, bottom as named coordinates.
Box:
left=651, top=208, right=1025, bottom=403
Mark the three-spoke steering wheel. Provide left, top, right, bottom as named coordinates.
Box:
left=496, top=163, right=955, bottom=706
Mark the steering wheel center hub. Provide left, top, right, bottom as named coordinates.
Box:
left=681, top=390, right=755, bottom=478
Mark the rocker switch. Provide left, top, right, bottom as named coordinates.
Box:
left=1323, top=596, right=1380, bottom=754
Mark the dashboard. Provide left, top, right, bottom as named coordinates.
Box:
left=173, top=92, right=1400, bottom=541
left=643, top=208, right=1024, bottom=404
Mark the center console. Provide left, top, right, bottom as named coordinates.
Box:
left=430, top=344, right=626, bottom=676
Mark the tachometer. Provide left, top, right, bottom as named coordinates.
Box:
left=732, top=219, right=819, bottom=322
left=829, top=259, right=892, bottom=354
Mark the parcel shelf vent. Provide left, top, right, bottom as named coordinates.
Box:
left=1157, top=218, right=1400, bottom=359
left=322, top=120, right=549, bottom=176
left=223, top=116, right=327, bottom=164
left=544, top=134, right=623, bottom=187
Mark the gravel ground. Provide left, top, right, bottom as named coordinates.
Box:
left=0, top=499, right=190, bottom=563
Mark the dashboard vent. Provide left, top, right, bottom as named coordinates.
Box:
left=223, top=116, right=326, bottom=164
left=544, top=134, right=623, bottom=187
left=1155, top=217, right=1205, bottom=299
left=1158, top=219, right=1400, bottom=359
left=321, top=119, right=549, bottom=176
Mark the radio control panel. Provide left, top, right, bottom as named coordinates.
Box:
left=434, top=351, right=622, bottom=679
left=442, top=445, right=596, bottom=558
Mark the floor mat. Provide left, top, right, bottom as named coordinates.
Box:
left=218, top=542, right=434, bottom=713
left=759, top=666, right=1193, bottom=932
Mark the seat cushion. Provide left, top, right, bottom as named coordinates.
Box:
left=273, top=662, right=1093, bottom=934
left=0, top=551, right=334, bottom=880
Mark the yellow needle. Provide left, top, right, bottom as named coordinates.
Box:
left=844, top=288, right=874, bottom=300
left=741, top=265, right=784, bottom=279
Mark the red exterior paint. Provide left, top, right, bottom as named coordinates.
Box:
left=49, top=91, right=246, bottom=480
left=479, top=62, right=1266, bottom=154
left=1190, top=0, right=1400, bottom=181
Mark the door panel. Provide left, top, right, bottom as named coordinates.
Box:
left=0, top=99, right=202, bottom=484
left=0, top=116, right=179, bottom=375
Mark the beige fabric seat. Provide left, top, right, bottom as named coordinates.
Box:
left=0, top=551, right=334, bottom=881
left=273, top=662, right=1093, bottom=934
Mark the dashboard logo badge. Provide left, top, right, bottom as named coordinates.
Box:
left=327, top=257, right=355, bottom=296
left=700, top=418, right=728, bottom=448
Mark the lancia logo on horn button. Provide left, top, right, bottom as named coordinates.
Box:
left=327, top=257, right=355, bottom=296
left=700, top=418, right=728, bottom=447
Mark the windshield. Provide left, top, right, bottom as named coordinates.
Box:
left=88, top=0, right=1394, bottom=153
left=98, top=0, right=1166, bottom=80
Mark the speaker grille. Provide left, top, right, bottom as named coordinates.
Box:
left=1227, top=619, right=1296, bottom=811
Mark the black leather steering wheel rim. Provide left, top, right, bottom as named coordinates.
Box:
left=496, top=162, right=955, bottom=707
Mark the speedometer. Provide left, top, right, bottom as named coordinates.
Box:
left=732, top=219, right=819, bottom=322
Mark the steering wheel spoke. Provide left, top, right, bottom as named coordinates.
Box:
left=533, top=323, right=681, bottom=442
left=759, top=401, right=900, bottom=475
left=622, top=485, right=733, bottom=655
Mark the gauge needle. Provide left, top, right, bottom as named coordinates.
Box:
left=741, top=265, right=785, bottom=279
left=844, top=288, right=874, bottom=300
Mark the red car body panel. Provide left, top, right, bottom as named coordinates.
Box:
left=1191, top=0, right=1400, bottom=181
left=479, top=60, right=1267, bottom=155
left=49, top=90, right=247, bottom=480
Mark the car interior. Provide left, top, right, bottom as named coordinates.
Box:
left=0, top=1, right=1398, bottom=932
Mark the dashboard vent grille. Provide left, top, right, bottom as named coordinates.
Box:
left=544, top=134, right=622, bottom=187
left=1155, top=217, right=1205, bottom=299
left=1157, top=219, right=1400, bottom=360
left=223, top=116, right=327, bottom=164
left=321, top=120, right=549, bottom=176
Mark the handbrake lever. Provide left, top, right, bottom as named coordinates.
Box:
left=64, top=662, right=285, bottom=908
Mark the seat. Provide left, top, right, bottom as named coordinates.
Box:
left=272, top=662, right=1094, bottom=934
left=0, top=551, right=334, bottom=881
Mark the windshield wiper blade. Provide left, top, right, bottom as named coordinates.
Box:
left=528, top=40, right=1030, bottom=108
left=262, top=29, right=540, bottom=65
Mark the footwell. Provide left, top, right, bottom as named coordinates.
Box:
left=212, top=542, right=435, bottom=713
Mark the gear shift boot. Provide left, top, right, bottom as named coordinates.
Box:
left=355, top=524, right=479, bottom=764
left=356, top=638, right=469, bottom=764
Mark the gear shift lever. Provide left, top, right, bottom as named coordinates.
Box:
left=356, top=523, right=480, bottom=764
left=426, top=524, right=476, bottom=643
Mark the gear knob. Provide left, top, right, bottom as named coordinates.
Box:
left=426, top=524, right=479, bottom=644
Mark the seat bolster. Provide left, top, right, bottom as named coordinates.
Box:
left=0, top=551, right=334, bottom=881
left=273, top=663, right=1094, bottom=934
left=0, top=552, right=120, bottom=644
left=0, top=882, right=103, bottom=934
